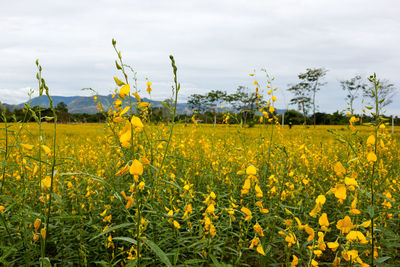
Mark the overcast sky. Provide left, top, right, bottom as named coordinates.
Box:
left=1, top=0, right=399, bottom=115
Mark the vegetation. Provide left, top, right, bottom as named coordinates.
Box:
left=0, top=40, right=399, bottom=266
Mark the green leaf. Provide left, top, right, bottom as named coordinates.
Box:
left=113, top=237, right=137, bottom=245
left=158, top=101, right=172, bottom=112
left=89, top=223, right=134, bottom=241
left=114, top=77, right=125, bottom=86
left=376, top=256, right=391, bottom=263
left=40, top=257, right=52, bottom=267
left=142, top=238, right=172, bottom=267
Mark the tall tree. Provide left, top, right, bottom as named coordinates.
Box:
left=363, top=78, right=396, bottom=114
left=205, top=90, right=227, bottom=127
left=288, top=82, right=311, bottom=124
left=297, top=68, right=327, bottom=127
left=340, top=75, right=366, bottom=115
left=187, top=94, right=206, bottom=113
left=226, top=86, right=261, bottom=125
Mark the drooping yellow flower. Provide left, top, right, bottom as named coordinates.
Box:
left=367, top=152, right=377, bottom=163
left=327, top=241, right=339, bottom=251
left=254, top=184, right=263, bottom=198
left=272, top=96, right=277, bottom=102
left=241, top=206, right=252, bottom=221
left=118, top=84, right=130, bottom=98
left=20, top=143, right=34, bottom=151
left=0, top=206, right=4, bottom=214
left=146, top=81, right=152, bottom=93
left=130, top=160, right=143, bottom=182
left=315, top=195, right=326, bottom=205
left=173, top=220, right=181, bottom=229
left=256, top=244, right=266, bottom=256
left=331, top=184, right=347, bottom=202
left=291, top=255, right=298, bottom=266
left=246, top=165, right=257, bottom=176
left=366, top=135, right=375, bottom=146
left=34, top=218, right=41, bottom=232
left=114, top=76, right=125, bottom=86
left=360, top=220, right=371, bottom=228
left=253, top=223, right=264, bottom=237
left=304, top=224, right=315, bottom=241
left=41, top=176, right=52, bottom=189
left=346, top=231, right=368, bottom=244
left=311, top=259, right=319, bottom=266
left=336, top=216, right=354, bottom=234
left=342, top=250, right=359, bottom=263
left=319, top=213, right=329, bottom=231
left=41, top=145, right=51, bottom=156
left=279, top=231, right=297, bottom=247
left=131, top=116, right=144, bottom=131
left=334, top=161, right=346, bottom=176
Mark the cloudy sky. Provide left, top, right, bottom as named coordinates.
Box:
left=1, top=0, right=399, bottom=115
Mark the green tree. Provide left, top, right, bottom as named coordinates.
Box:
left=363, top=78, right=396, bottom=114
left=340, top=75, right=366, bottom=115
left=287, top=82, right=311, bottom=124
left=298, top=68, right=327, bottom=127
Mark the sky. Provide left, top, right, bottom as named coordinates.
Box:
left=1, top=0, right=399, bottom=115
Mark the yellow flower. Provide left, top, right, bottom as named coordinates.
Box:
left=331, top=184, right=347, bottom=201
left=254, top=184, right=263, bottom=198
left=366, top=135, right=375, bottom=146
left=20, top=143, right=34, bottom=150
left=130, top=160, right=143, bottom=182
left=241, top=206, right=252, bottom=221
left=334, top=161, right=346, bottom=176
left=367, top=152, right=377, bottom=163
left=41, top=145, right=51, bottom=156
left=346, top=231, right=368, bottom=244
left=269, top=106, right=275, bottom=114
left=114, top=76, right=125, bottom=86
left=246, top=165, right=257, bottom=176
left=118, top=84, right=130, bottom=98
left=336, top=216, right=354, bottom=234
left=311, top=259, right=318, bottom=266
left=291, top=255, right=298, bottom=266
left=256, top=244, right=266, bottom=256
left=304, top=224, right=315, bottom=241
left=34, top=218, right=41, bottom=232
left=319, top=213, right=329, bottom=230
left=361, top=220, right=371, bottom=228
left=253, top=223, right=264, bottom=237
left=342, top=250, right=359, bottom=263
left=0, top=206, right=4, bottom=214
left=138, top=181, right=145, bottom=191
left=41, top=176, right=52, bottom=189
left=315, top=195, right=326, bottom=205
left=146, top=81, right=152, bottom=93
left=272, top=96, right=277, bottom=102
left=327, top=241, right=339, bottom=251
left=173, top=220, right=181, bottom=229
left=131, top=116, right=144, bottom=131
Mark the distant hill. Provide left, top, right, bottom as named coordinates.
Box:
left=2, top=95, right=285, bottom=115
left=4, top=95, right=193, bottom=115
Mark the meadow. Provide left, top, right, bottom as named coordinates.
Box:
left=0, top=47, right=399, bottom=266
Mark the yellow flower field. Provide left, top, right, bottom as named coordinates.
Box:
left=0, top=121, right=399, bottom=266
left=0, top=47, right=399, bottom=266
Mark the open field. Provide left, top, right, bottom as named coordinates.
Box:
left=0, top=121, right=399, bottom=266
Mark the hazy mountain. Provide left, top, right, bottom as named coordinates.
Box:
left=2, top=95, right=285, bottom=115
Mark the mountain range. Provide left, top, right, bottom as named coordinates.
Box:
left=1, top=95, right=285, bottom=115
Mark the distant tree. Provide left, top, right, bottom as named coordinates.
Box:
left=56, top=101, right=70, bottom=122
left=204, top=90, right=227, bottom=127
left=288, top=82, right=311, bottom=124
left=227, top=86, right=262, bottom=125
left=363, top=77, right=397, bottom=114
left=187, top=94, right=206, bottom=113
left=298, top=68, right=327, bottom=127
left=340, top=75, right=366, bottom=115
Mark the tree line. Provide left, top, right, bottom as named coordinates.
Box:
left=1, top=69, right=397, bottom=125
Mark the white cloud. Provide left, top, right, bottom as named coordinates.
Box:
left=0, top=0, right=399, bottom=115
